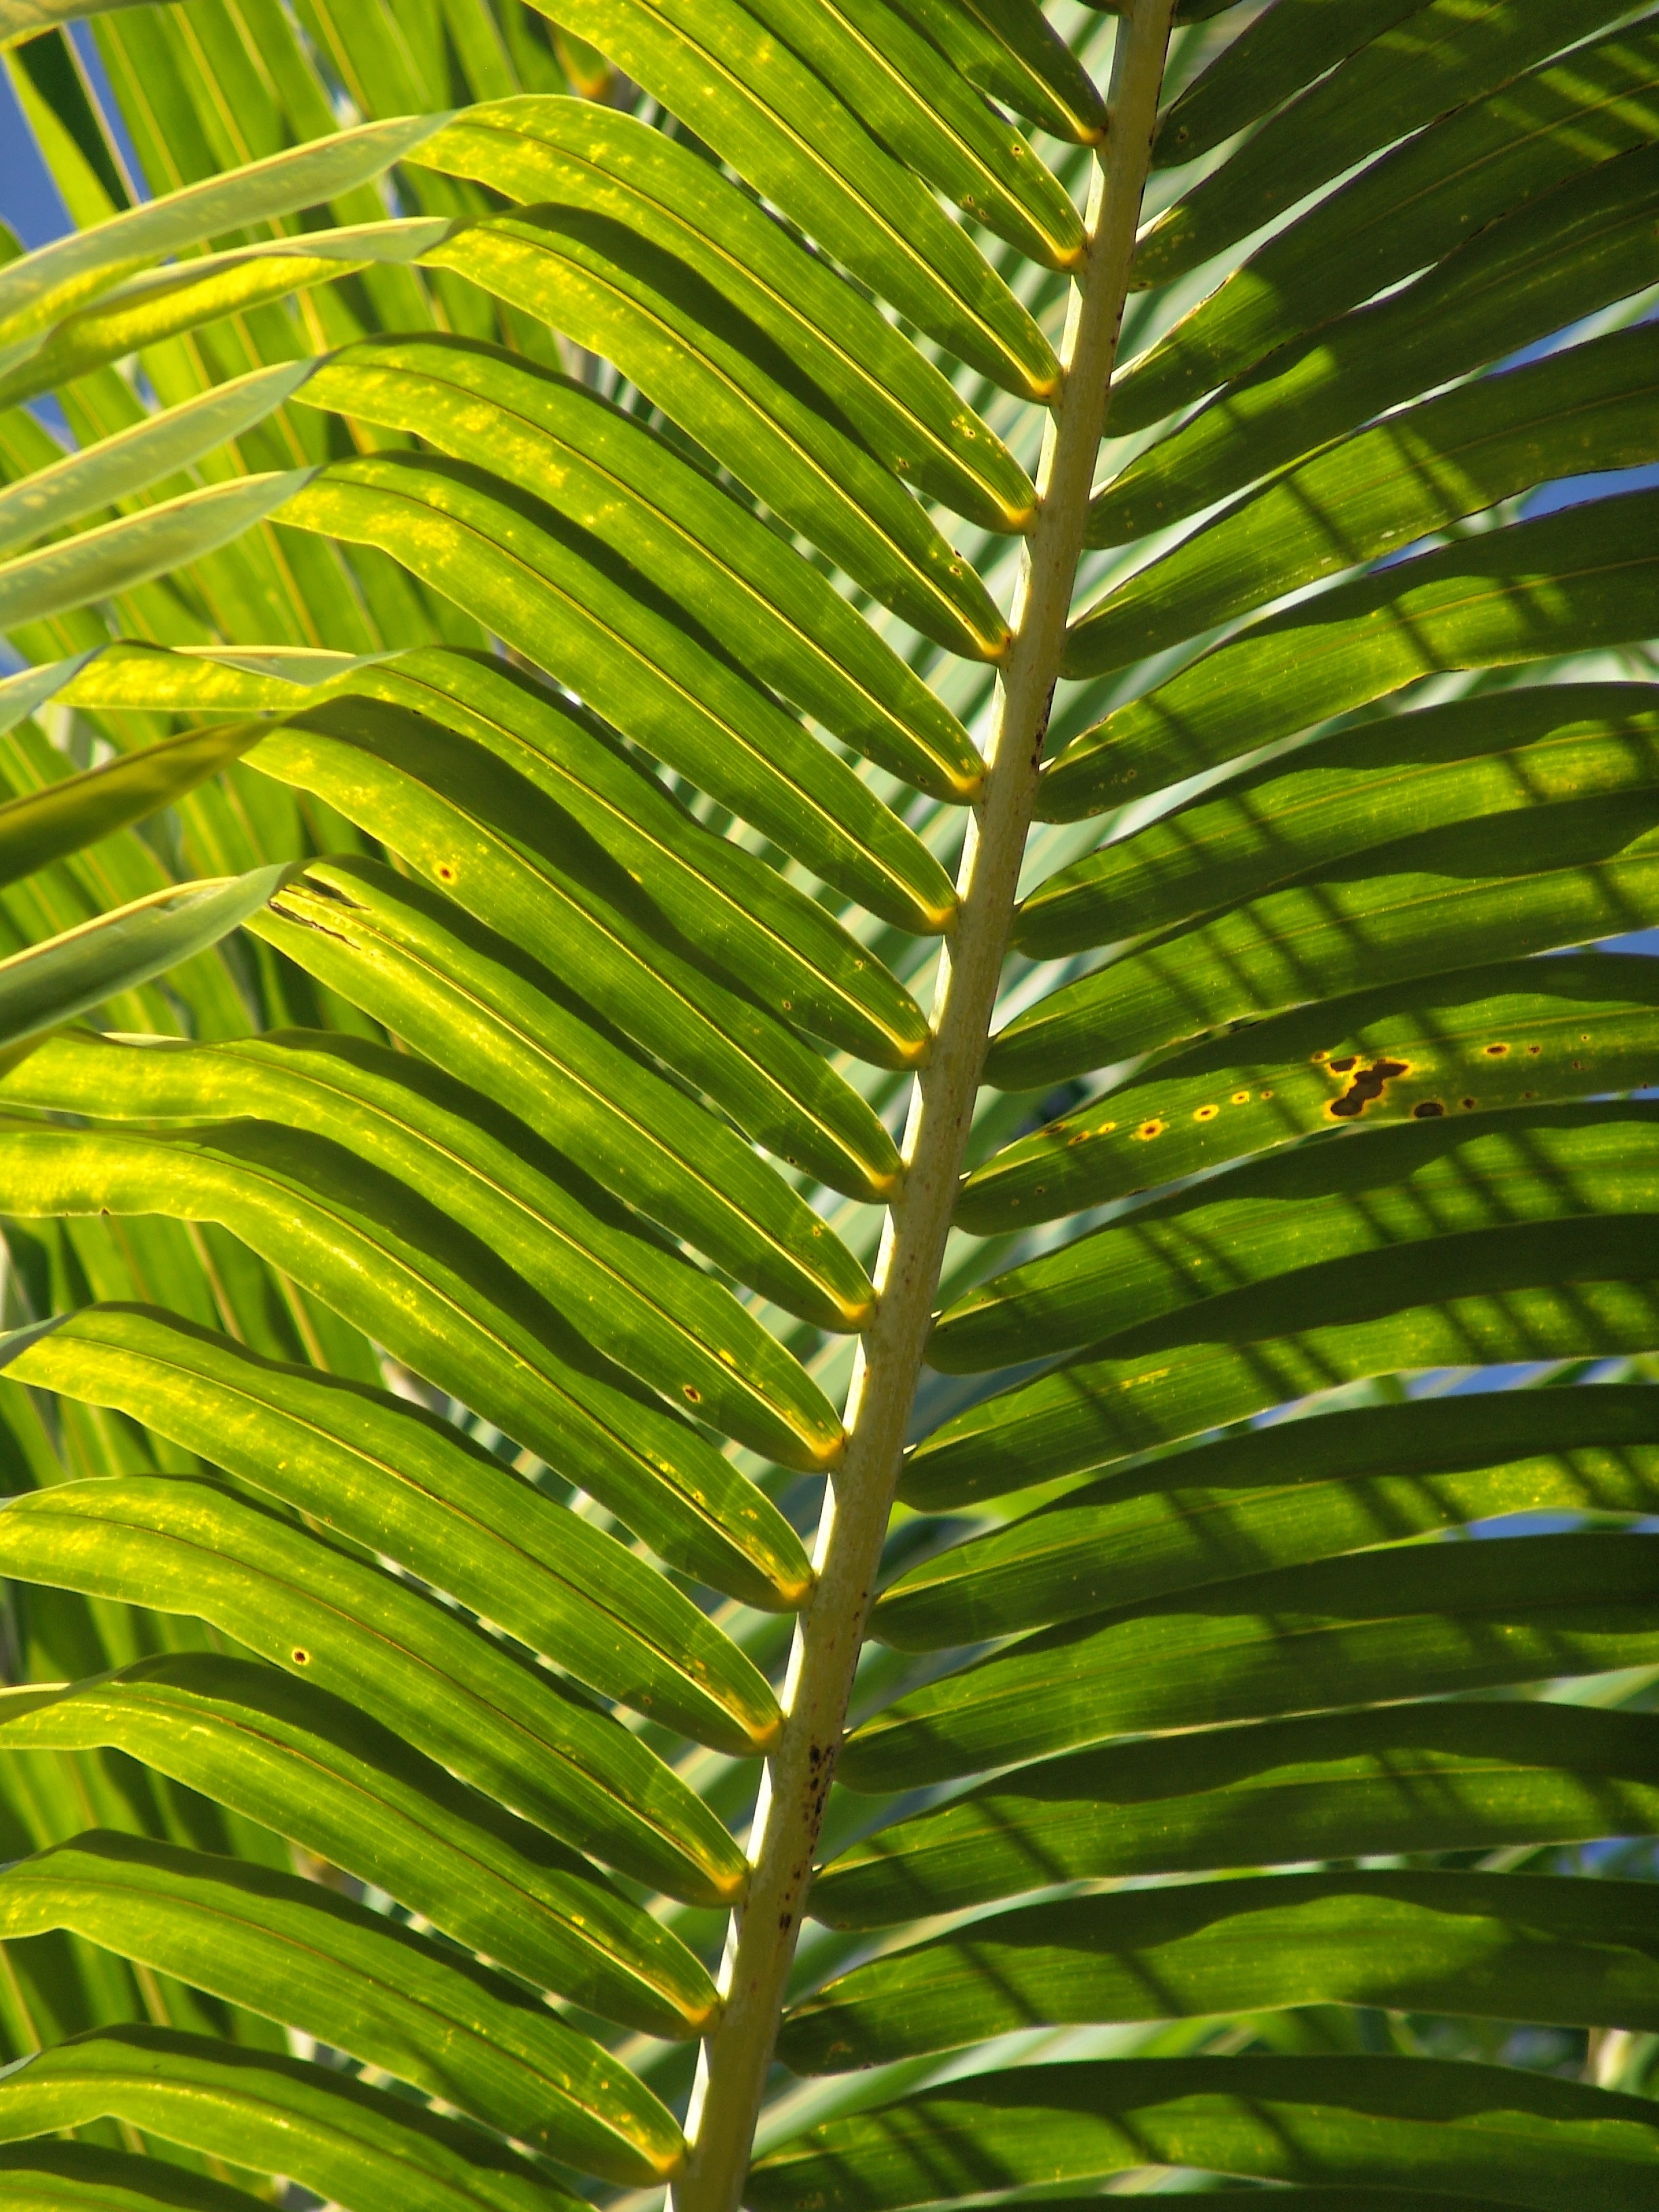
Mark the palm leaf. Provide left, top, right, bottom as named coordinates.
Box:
left=0, top=2, right=1656, bottom=2208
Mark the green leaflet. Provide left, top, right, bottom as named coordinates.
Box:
left=1150, top=0, right=1427, bottom=170
left=0, top=2023, right=579, bottom=2212
left=882, top=0, right=1105, bottom=144
left=906, top=1284, right=1659, bottom=1508
left=1053, top=492, right=1659, bottom=802
left=0, top=724, right=262, bottom=892
left=0, top=867, right=290, bottom=1054
left=1124, top=22, right=1659, bottom=431
left=745, top=2055, right=1659, bottom=2209
left=278, top=454, right=959, bottom=934
left=0, top=222, right=455, bottom=414
left=0, top=468, right=318, bottom=629
left=991, top=797, right=1659, bottom=1090
left=5, top=1025, right=839, bottom=1473
left=0, top=1115, right=816, bottom=1612
left=415, top=100, right=1034, bottom=539
left=249, top=704, right=914, bottom=1185
left=276, top=646, right=928, bottom=1071
left=0, top=1657, right=716, bottom=2034
left=1016, top=684, right=1659, bottom=958
left=0, top=1296, right=789, bottom=1740
left=299, top=340, right=983, bottom=800
left=959, top=950, right=1659, bottom=1231
left=719, top=0, right=1084, bottom=269
left=421, top=220, right=1012, bottom=661
left=541, top=1, right=1059, bottom=401
left=1073, top=325, right=1659, bottom=671
left=932, top=1105, right=1659, bottom=1368
left=0, top=1476, right=746, bottom=1902
left=810, top=1701, right=1659, bottom=1927
left=0, top=359, right=319, bottom=556
left=839, top=1534, right=1659, bottom=1791
left=781, top=1870, right=1659, bottom=2070
left=1096, top=142, right=1659, bottom=535
left=0, top=113, right=451, bottom=345
left=43, top=641, right=380, bottom=720
left=0, top=1830, right=684, bottom=2185
left=1132, top=0, right=1635, bottom=291
left=874, top=1385, right=1659, bottom=1647
left=0, top=2142, right=264, bottom=2212
left=251, top=857, right=879, bottom=1317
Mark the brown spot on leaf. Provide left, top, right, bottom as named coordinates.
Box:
left=683, top=1385, right=702, bottom=1404
left=1070, top=1120, right=1114, bottom=1146
left=1484, top=1042, right=1509, bottom=1058
left=1328, top=1055, right=1358, bottom=1075
left=1134, top=1120, right=1165, bottom=1141
left=1326, top=1057, right=1410, bottom=1120
left=1232, top=1090, right=1251, bottom=1105
left=1414, top=1100, right=1446, bottom=1119
left=1193, top=1104, right=1218, bottom=1122
left=1462, top=1097, right=1477, bottom=1109
left=292, top=1649, right=311, bottom=1666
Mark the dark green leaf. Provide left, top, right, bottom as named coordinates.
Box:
left=1054, top=493, right=1659, bottom=801
left=1016, top=684, right=1659, bottom=960
left=934, top=1105, right=1659, bottom=1368
left=1075, top=327, right=1659, bottom=673
left=1150, top=0, right=1427, bottom=171
left=960, top=949, right=1659, bottom=1231
left=841, top=1534, right=1659, bottom=1790
left=782, top=1870, right=1659, bottom=2070
left=746, top=2054, right=1659, bottom=2210
left=0, top=724, right=261, bottom=893
left=874, top=1384, right=1659, bottom=1647
left=907, top=1284, right=1659, bottom=1508
left=811, top=1702, right=1659, bottom=1926
left=1099, top=142, right=1659, bottom=518
left=1128, top=22, right=1659, bottom=428
left=0, top=2142, right=266, bottom=2212
left=994, top=795, right=1659, bottom=1090
left=1134, top=0, right=1636, bottom=290
left=0, top=867, right=289, bottom=1054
